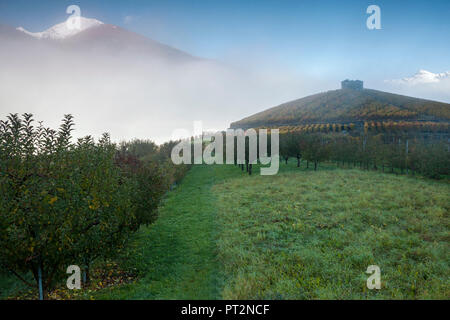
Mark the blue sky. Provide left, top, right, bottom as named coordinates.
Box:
left=1, top=0, right=449, bottom=84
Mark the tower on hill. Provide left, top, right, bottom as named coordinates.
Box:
left=341, top=79, right=363, bottom=90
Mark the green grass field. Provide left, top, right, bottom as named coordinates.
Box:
left=215, top=164, right=449, bottom=299
left=2, top=161, right=449, bottom=299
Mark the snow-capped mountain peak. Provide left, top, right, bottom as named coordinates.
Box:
left=16, top=17, right=104, bottom=40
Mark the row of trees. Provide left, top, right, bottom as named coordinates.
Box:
left=278, top=131, right=449, bottom=178
left=118, top=139, right=190, bottom=189
left=0, top=114, right=189, bottom=299
left=198, top=128, right=448, bottom=178
left=272, top=121, right=449, bottom=135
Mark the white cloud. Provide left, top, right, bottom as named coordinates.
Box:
left=386, top=69, right=450, bottom=85
left=382, top=70, right=450, bottom=103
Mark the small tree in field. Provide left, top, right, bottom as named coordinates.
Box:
left=279, top=132, right=298, bottom=165
left=302, top=133, right=331, bottom=171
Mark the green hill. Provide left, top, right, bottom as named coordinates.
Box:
left=230, top=87, right=450, bottom=130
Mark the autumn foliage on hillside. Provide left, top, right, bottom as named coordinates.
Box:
left=231, top=88, right=450, bottom=130
left=268, top=120, right=450, bottom=135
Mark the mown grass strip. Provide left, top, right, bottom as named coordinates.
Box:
left=94, top=164, right=242, bottom=299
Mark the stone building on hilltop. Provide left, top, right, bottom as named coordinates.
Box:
left=341, top=79, right=363, bottom=90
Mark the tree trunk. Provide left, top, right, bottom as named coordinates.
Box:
left=306, top=160, right=309, bottom=168
left=83, top=265, right=90, bottom=287
left=37, top=264, right=46, bottom=300
left=249, top=164, right=252, bottom=175
left=246, top=160, right=249, bottom=172
left=314, top=161, right=318, bottom=171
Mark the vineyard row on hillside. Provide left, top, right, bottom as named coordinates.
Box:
left=257, top=121, right=450, bottom=135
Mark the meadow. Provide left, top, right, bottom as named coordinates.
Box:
left=214, top=162, right=449, bottom=299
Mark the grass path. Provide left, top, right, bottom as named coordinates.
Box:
left=95, top=164, right=240, bottom=299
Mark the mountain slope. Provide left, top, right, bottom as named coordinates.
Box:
left=230, top=87, right=450, bottom=129
left=0, top=24, right=36, bottom=41
left=60, top=23, right=197, bottom=63
left=1, top=17, right=197, bottom=64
